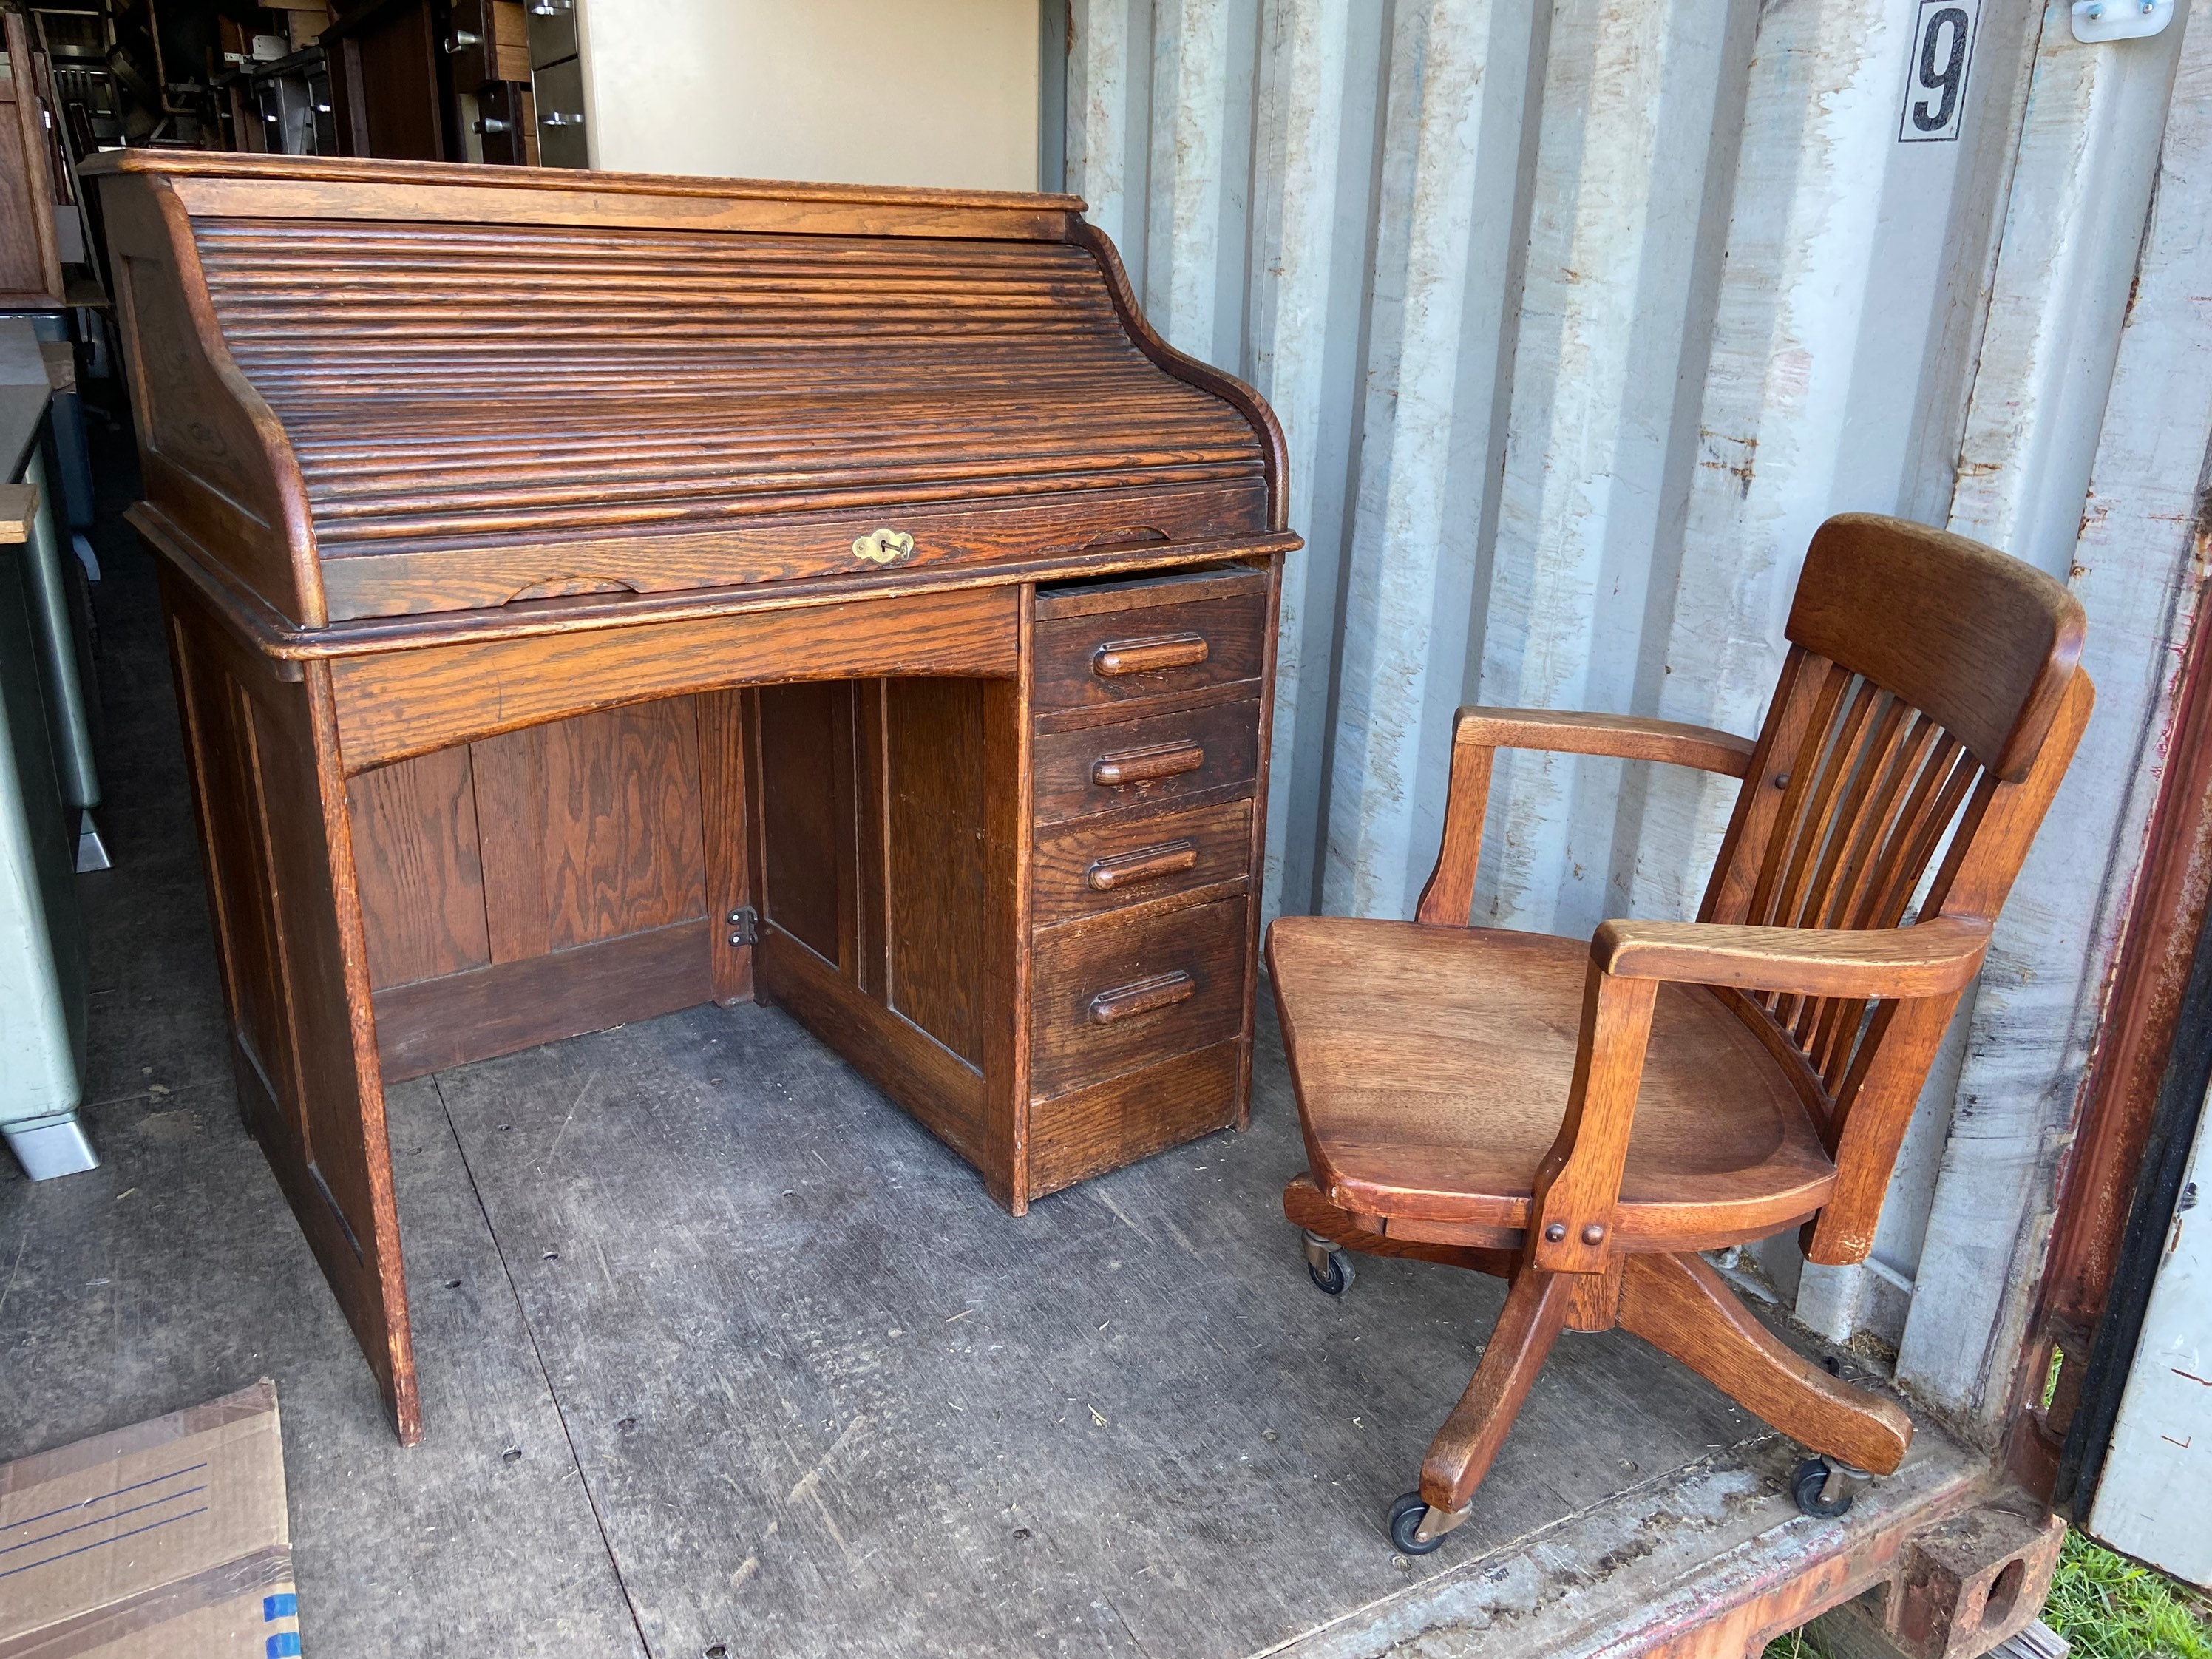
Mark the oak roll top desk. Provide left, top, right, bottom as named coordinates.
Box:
left=84, top=152, right=1295, bottom=1443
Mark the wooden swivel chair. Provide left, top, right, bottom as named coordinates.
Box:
left=1269, top=515, right=2090, bottom=1553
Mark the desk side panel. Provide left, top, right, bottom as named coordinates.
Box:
left=750, top=676, right=1020, bottom=1204
left=161, top=569, right=418, bottom=1439
left=102, top=177, right=320, bottom=625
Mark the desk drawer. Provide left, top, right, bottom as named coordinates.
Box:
left=1033, top=798, right=1252, bottom=927
left=1034, top=591, right=1268, bottom=711
left=1030, top=894, right=1248, bottom=1099
left=1032, top=696, right=1260, bottom=827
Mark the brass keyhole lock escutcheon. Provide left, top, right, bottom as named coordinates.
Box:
left=852, top=527, right=915, bottom=566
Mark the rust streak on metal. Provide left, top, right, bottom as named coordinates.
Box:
left=2018, top=570, right=2212, bottom=1499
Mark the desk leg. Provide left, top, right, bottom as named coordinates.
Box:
left=163, top=576, right=421, bottom=1443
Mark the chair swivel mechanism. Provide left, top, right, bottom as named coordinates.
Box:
left=1268, top=514, right=2090, bottom=1553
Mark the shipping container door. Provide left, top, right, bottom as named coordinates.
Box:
left=2085, top=1084, right=2212, bottom=1587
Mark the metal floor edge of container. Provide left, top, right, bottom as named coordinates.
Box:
left=0, top=461, right=2061, bottom=1659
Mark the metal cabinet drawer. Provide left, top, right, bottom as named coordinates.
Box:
left=523, top=0, right=577, bottom=67
left=531, top=53, right=587, bottom=169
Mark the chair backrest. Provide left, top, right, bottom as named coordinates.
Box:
left=1699, top=514, right=2089, bottom=1264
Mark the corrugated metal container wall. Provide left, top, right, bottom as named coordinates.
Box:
left=1064, top=0, right=2210, bottom=1436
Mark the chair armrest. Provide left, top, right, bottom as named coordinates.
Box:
left=1454, top=708, right=1757, bottom=778
left=1524, top=914, right=1991, bottom=1276
left=1590, top=915, right=1993, bottom=999
left=1416, top=707, right=1754, bottom=926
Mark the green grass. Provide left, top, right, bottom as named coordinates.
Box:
left=2044, top=1532, right=2212, bottom=1659
left=1762, top=1531, right=2211, bottom=1659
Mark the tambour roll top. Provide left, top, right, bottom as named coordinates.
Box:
left=84, top=152, right=1283, bottom=628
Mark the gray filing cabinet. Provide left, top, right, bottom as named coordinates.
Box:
left=1, top=328, right=97, bottom=1180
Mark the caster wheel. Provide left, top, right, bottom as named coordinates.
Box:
left=1387, top=1490, right=1448, bottom=1555
left=1791, top=1456, right=1856, bottom=1519
left=1306, top=1249, right=1356, bottom=1296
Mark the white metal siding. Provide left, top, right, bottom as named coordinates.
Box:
left=1067, top=0, right=2209, bottom=1428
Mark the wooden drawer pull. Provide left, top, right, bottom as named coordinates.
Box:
left=1088, top=970, right=1195, bottom=1025
left=1093, top=633, right=1210, bottom=677
left=1085, top=838, right=1198, bottom=892
left=1092, top=740, right=1205, bottom=787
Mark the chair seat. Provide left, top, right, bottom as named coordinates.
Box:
left=1267, top=917, right=1836, bottom=1252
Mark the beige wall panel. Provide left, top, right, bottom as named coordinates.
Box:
left=578, top=0, right=1040, bottom=191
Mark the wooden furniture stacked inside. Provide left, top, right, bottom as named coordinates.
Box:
left=1270, top=515, right=2089, bottom=1553
left=86, top=152, right=1294, bottom=1444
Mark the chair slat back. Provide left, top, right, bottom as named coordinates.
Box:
left=1694, top=516, right=2087, bottom=1261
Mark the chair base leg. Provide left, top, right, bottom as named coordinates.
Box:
left=1281, top=1175, right=1913, bottom=1543
left=1418, top=1265, right=1574, bottom=1513
left=1618, top=1250, right=1912, bottom=1476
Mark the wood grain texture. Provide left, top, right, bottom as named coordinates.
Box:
left=315, top=482, right=1267, bottom=622
left=1031, top=563, right=1267, bottom=620
left=1026, top=1039, right=1243, bottom=1199
left=329, top=584, right=1020, bottom=770
left=373, top=920, right=713, bottom=1081
left=1524, top=966, right=1660, bottom=1275
left=101, top=179, right=319, bottom=623
left=885, top=678, right=989, bottom=1066
left=1619, top=1252, right=1912, bottom=1473
left=695, top=690, right=753, bottom=1006
left=348, top=745, right=490, bottom=988
left=1031, top=797, right=1252, bottom=927
left=1805, top=672, right=2096, bottom=1264
left=1032, top=694, right=1260, bottom=825
left=162, top=571, right=419, bottom=1440
left=0, top=13, right=64, bottom=308
left=1033, top=591, right=1269, bottom=710
left=86, top=155, right=1281, bottom=626
left=1592, top=915, right=1992, bottom=999
left=1788, top=514, right=2085, bottom=780
left=134, top=503, right=1295, bottom=665
left=89, top=147, right=1083, bottom=228
left=1070, top=220, right=1290, bottom=533
left=1414, top=708, right=1754, bottom=929
left=1419, top=1268, right=1573, bottom=1513
left=469, top=723, right=552, bottom=963
left=754, top=681, right=854, bottom=969
left=1030, top=894, right=1248, bottom=1100
left=1283, top=1175, right=1520, bottom=1279
left=536, top=702, right=706, bottom=952
left=1455, top=708, right=1756, bottom=774
left=1267, top=918, right=1836, bottom=1249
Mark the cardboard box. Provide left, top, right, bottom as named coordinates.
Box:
left=0, top=1381, right=299, bottom=1658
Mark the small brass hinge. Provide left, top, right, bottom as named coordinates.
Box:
left=727, top=906, right=759, bottom=947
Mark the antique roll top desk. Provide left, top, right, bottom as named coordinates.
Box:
left=84, top=152, right=1295, bottom=1442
